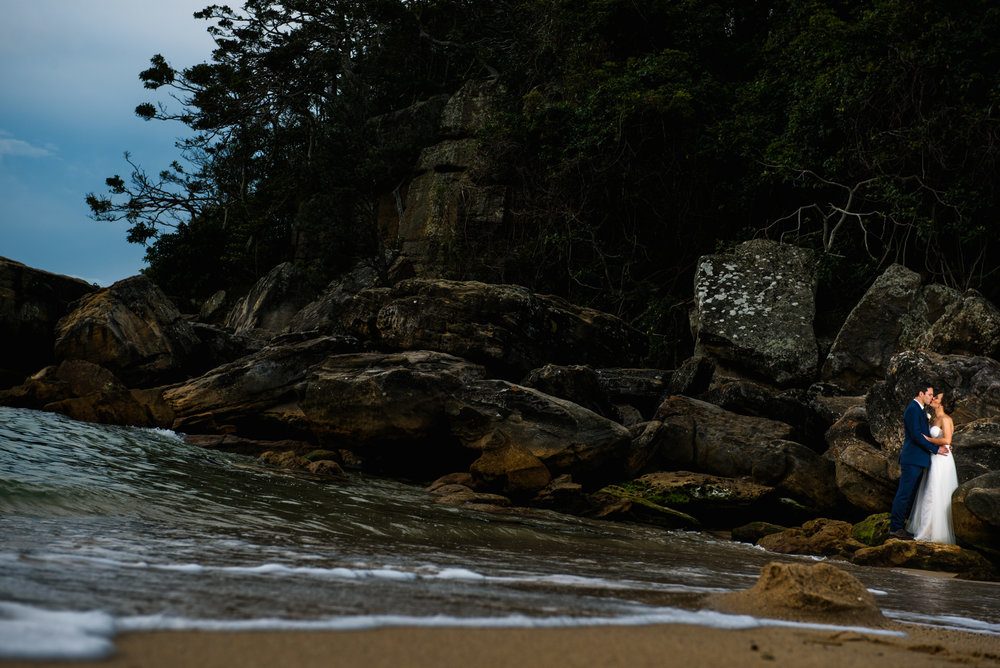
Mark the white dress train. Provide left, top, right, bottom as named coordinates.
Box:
left=906, top=425, right=958, bottom=544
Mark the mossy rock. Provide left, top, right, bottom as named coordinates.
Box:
left=852, top=512, right=891, bottom=546
left=597, top=485, right=701, bottom=528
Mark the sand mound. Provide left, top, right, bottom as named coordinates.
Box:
left=707, top=561, right=887, bottom=627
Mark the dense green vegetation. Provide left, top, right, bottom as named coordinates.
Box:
left=87, top=0, right=1000, bottom=364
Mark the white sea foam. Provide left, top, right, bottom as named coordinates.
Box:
left=886, top=610, right=1000, bottom=635
left=0, top=597, right=918, bottom=662
left=0, top=602, right=116, bottom=660
left=116, top=608, right=910, bottom=637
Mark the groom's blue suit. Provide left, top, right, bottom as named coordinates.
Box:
left=889, top=399, right=937, bottom=531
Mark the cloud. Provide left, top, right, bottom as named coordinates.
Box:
left=0, top=133, right=55, bottom=160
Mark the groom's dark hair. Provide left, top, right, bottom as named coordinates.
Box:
left=914, top=380, right=933, bottom=396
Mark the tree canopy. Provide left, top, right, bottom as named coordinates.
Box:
left=88, top=0, right=1000, bottom=363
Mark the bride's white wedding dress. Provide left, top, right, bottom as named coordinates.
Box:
left=906, top=425, right=959, bottom=543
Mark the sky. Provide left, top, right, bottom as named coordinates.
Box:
left=0, top=1, right=218, bottom=286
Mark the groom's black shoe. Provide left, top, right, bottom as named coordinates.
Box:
left=890, top=529, right=914, bottom=540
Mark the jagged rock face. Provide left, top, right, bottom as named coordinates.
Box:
left=53, top=275, right=200, bottom=388
left=286, top=261, right=380, bottom=334
left=0, top=257, right=96, bottom=387
left=224, top=262, right=316, bottom=337
left=952, top=472, right=1000, bottom=559
left=691, top=239, right=818, bottom=386
left=823, top=264, right=1000, bottom=393
left=339, top=278, right=647, bottom=378
left=383, top=80, right=509, bottom=277
left=165, top=343, right=631, bottom=491
left=821, top=263, right=922, bottom=393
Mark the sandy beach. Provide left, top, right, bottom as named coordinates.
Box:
left=3, top=622, right=1000, bottom=668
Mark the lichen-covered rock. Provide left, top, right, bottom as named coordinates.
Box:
left=905, top=285, right=1000, bottom=359
left=691, top=239, right=818, bottom=386
left=948, top=420, right=1000, bottom=483
left=53, top=275, right=200, bottom=387
left=0, top=257, right=96, bottom=388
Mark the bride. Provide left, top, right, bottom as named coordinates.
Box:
left=906, top=392, right=959, bottom=543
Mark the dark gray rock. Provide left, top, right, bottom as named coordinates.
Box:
left=0, top=257, right=96, bottom=387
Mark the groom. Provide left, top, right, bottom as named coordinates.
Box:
left=889, top=382, right=949, bottom=539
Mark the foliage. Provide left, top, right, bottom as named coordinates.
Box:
left=89, top=0, right=1000, bottom=362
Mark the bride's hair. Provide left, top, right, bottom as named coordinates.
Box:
left=937, top=393, right=955, bottom=415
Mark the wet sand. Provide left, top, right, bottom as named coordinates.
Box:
left=4, top=622, right=999, bottom=668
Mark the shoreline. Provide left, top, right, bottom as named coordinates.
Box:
left=3, top=622, right=999, bottom=668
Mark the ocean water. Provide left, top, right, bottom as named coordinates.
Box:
left=1, top=406, right=997, bottom=660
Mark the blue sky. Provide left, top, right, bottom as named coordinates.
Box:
left=1, top=1, right=216, bottom=286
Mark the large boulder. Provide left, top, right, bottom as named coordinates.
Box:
left=699, top=380, right=831, bottom=451
left=904, top=284, right=1000, bottom=359
left=164, top=335, right=363, bottom=440
left=53, top=275, right=201, bottom=387
left=601, top=471, right=776, bottom=527
left=339, top=278, right=647, bottom=378
left=823, top=405, right=896, bottom=514
left=651, top=396, right=839, bottom=509
left=866, top=350, right=1000, bottom=454
left=520, top=364, right=616, bottom=420
left=166, top=341, right=631, bottom=489
left=821, top=264, right=922, bottom=393
left=286, top=261, right=381, bottom=334
left=952, top=472, right=1000, bottom=559
left=691, top=239, right=818, bottom=386
left=950, top=420, right=1000, bottom=482
left=0, top=359, right=173, bottom=427
left=756, top=518, right=866, bottom=559
left=852, top=539, right=997, bottom=577
left=0, top=257, right=96, bottom=388
left=224, top=262, right=317, bottom=338
left=447, top=379, right=632, bottom=490
left=823, top=263, right=1000, bottom=393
